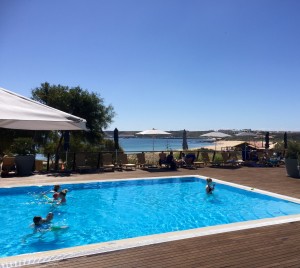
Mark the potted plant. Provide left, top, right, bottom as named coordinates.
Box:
left=285, top=141, right=300, bottom=178
left=11, top=137, right=36, bottom=176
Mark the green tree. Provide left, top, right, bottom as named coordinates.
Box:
left=32, top=82, right=115, bottom=142
left=31, top=82, right=115, bottom=169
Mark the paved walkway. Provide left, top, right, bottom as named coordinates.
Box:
left=2, top=166, right=300, bottom=267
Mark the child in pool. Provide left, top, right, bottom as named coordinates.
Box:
left=206, top=178, right=215, bottom=194
left=41, top=185, right=60, bottom=201
left=23, top=213, right=68, bottom=242
left=33, top=212, right=54, bottom=226
left=52, top=185, right=60, bottom=200
left=57, top=189, right=68, bottom=204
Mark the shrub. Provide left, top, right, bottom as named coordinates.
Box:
left=285, top=141, right=300, bottom=159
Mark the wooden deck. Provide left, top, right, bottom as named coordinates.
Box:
left=2, top=166, right=300, bottom=267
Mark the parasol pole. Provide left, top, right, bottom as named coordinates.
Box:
left=152, top=135, right=155, bottom=165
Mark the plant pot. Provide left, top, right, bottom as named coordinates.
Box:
left=285, top=158, right=300, bottom=178
left=15, top=155, right=35, bottom=176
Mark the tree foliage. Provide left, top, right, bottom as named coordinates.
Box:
left=0, top=129, right=37, bottom=156
left=31, top=82, right=115, bottom=144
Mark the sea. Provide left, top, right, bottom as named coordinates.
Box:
left=117, top=137, right=214, bottom=152
left=35, top=138, right=214, bottom=160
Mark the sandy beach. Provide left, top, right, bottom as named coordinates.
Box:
left=192, top=140, right=276, bottom=151
left=140, top=140, right=276, bottom=163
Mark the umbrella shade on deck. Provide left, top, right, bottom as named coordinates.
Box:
left=182, top=129, right=188, bottom=150
left=0, top=87, right=87, bottom=130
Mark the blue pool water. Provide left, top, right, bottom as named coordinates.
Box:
left=1, top=176, right=300, bottom=258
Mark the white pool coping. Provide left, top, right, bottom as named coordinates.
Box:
left=1, top=175, right=300, bottom=267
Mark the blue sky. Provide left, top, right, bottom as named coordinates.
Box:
left=1, top=0, right=300, bottom=131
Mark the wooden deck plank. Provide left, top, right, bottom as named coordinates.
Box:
left=31, top=222, right=300, bottom=268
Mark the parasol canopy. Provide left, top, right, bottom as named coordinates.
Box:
left=136, top=128, right=171, bottom=136
left=136, top=128, right=171, bottom=163
left=201, top=131, right=231, bottom=138
left=0, top=87, right=87, bottom=131
left=200, top=131, right=231, bottom=151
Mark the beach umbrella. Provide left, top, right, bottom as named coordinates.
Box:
left=182, top=129, right=188, bottom=150
left=114, top=128, right=119, bottom=163
left=114, top=128, right=119, bottom=150
left=200, top=131, right=231, bottom=151
left=136, top=128, right=171, bottom=164
left=265, top=132, right=270, bottom=149
left=0, top=87, right=87, bottom=130
left=136, top=128, right=171, bottom=151
left=284, top=132, right=288, bottom=149
left=201, top=131, right=231, bottom=138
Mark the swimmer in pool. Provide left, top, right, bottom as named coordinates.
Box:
left=23, top=213, right=67, bottom=243
left=33, top=212, right=54, bottom=226
left=52, top=185, right=61, bottom=200
left=41, top=184, right=61, bottom=201
left=206, top=178, right=215, bottom=194
left=57, top=189, right=68, bottom=204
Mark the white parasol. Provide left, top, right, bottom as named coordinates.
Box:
left=201, top=131, right=231, bottom=138
left=136, top=128, right=171, bottom=164
left=0, top=87, right=87, bottom=130
left=200, top=131, right=231, bottom=151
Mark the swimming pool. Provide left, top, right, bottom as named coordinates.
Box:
left=1, top=175, right=300, bottom=264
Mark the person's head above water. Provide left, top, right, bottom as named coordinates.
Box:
left=53, top=185, right=60, bottom=192
left=206, top=178, right=213, bottom=184
left=33, top=216, right=42, bottom=225
left=59, top=189, right=68, bottom=198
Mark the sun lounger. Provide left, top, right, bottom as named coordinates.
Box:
left=136, top=153, right=150, bottom=169
left=229, top=151, right=244, bottom=166
left=75, top=153, right=92, bottom=173
left=184, top=157, right=196, bottom=169
left=158, top=152, right=167, bottom=167
left=220, top=152, right=241, bottom=167
left=101, top=153, right=115, bottom=171
left=183, top=153, right=204, bottom=169
left=35, top=160, right=44, bottom=172
left=201, top=152, right=213, bottom=166
left=159, top=152, right=177, bottom=170
left=1, top=156, right=16, bottom=177
left=118, top=154, right=136, bottom=170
